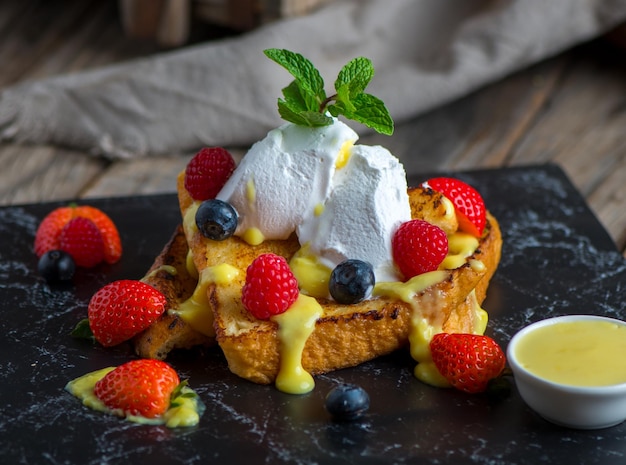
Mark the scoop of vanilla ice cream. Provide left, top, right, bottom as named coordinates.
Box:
left=297, top=144, right=411, bottom=282
left=217, top=119, right=358, bottom=241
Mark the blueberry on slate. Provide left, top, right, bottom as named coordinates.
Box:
left=195, top=199, right=238, bottom=241
left=38, top=250, right=76, bottom=283
left=329, top=259, right=375, bottom=304
left=325, top=384, right=370, bottom=421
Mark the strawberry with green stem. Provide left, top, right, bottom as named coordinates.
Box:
left=94, top=359, right=180, bottom=419
left=65, top=359, right=205, bottom=427
left=75, top=279, right=168, bottom=347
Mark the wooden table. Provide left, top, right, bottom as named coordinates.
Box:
left=1, top=0, right=625, bottom=257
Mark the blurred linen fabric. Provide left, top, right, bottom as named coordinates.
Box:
left=1, top=0, right=626, bottom=159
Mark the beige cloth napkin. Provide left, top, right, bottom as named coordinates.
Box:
left=1, top=0, right=625, bottom=159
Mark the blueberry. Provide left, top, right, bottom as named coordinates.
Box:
left=38, top=250, right=76, bottom=283
left=329, top=259, right=375, bottom=304
left=325, top=384, right=370, bottom=421
left=195, top=199, right=238, bottom=241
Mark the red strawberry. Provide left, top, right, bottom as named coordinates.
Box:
left=392, top=219, right=448, bottom=280
left=94, top=359, right=180, bottom=418
left=184, top=147, right=236, bottom=201
left=430, top=333, right=506, bottom=393
left=241, top=253, right=299, bottom=320
left=34, top=204, right=122, bottom=267
left=34, top=207, right=74, bottom=257
left=59, top=217, right=105, bottom=268
left=425, top=177, right=486, bottom=237
left=88, top=280, right=167, bottom=347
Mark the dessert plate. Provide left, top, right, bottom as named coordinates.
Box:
left=2, top=163, right=625, bottom=465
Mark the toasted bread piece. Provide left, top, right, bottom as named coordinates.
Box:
left=136, top=174, right=501, bottom=383
left=175, top=168, right=502, bottom=385
left=134, top=225, right=214, bottom=359
left=210, top=212, right=500, bottom=384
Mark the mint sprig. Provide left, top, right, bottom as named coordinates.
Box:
left=264, top=49, right=394, bottom=135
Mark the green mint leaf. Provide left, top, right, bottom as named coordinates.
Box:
left=339, top=93, right=394, bottom=135
left=264, top=49, right=394, bottom=135
left=335, top=57, right=374, bottom=99
left=264, top=49, right=325, bottom=107
left=278, top=100, right=313, bottom=126
left=299, top=111, right=334, bottom=127
left=70, top=318, right=95, bottom=342
left=279, top=100, right=333, bottom=127
left=334, top=85, right=356, bottom=114
left=281, top=80, right=319, bottom=114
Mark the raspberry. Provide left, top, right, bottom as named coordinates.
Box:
left=241, top=253, right=299, bottom=319
left=73, top=205, right=122, bottom=264
left=59, top=217, right=105, bottom=268
left=184, top=147, right=236, bottom=201
left=392, top=219, right=448, bottom=280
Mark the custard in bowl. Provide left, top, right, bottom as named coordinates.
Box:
left=508, top=314, right=626, bottom=429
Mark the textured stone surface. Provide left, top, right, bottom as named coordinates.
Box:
left=1, top=164, right=625, bottom=464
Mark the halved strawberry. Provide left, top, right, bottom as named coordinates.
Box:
left=34, top=204, right=122, bottom=267
left=430, top=333, right=506, bottom=393
left=34, top=207, right=74, bottom=257
left=94, top=359, right=180, bottom=418
left=392, top=219, right=448, bottom=280
left=424, top=177, right=486, bottom=237
left=88, top=280, right=167, bottom=347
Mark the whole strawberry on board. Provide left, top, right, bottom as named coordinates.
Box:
left=424, top=177, right=486, bottom=238
left=95, top=359, right=180, bottom=419
left=430, top=333, right=506, bottom=394
left=72, top=280, right=167, bottom=347
left=65, top=359, right=205, bottom=427
left=34, top=204, right=122, bottom=268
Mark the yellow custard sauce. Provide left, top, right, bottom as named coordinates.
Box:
left=375, top=270, right=452, bottom=387
left=170, top=264, right=240, bottom=337
left=65, top=368, right=203, bottom=428
left=514, top=318, right=626, bottom=387
left=272, top=294, right=323, bottom=394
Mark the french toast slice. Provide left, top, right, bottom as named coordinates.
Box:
left=173, top=171, right=502, bottom=385
left=134, top=225, right=214, bottom=359
left=210, top=212, right=500, bottom=384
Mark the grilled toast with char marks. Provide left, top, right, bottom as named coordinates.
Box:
left=134, top=225, right=214, bottom=359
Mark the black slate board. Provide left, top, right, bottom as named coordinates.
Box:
left=1, top=163, right=625, bottom=465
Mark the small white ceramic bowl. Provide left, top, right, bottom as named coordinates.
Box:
left=508, top=314, right=626, bottom=429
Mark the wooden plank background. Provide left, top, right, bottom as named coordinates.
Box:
left=1, top=0, right=625, bottom=257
